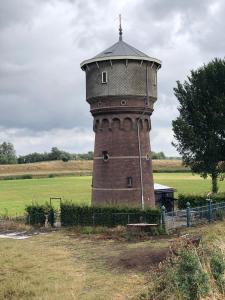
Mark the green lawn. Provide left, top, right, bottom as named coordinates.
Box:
left=154, top=173, right=225, bottom=196
left=1, top=173, right=225, bottom=215
left=0, top=176, right=91, bottom=215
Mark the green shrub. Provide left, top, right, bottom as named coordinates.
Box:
left=153, top=169, right=191, bottom=173
left=60, top=202, right=161, bottom=228
left=20, top=174, right=33, bottom=179
left=178, top=193, right=225, bottom=209
left=25, top=203, right=55, bottom=226
left=175, top=249, right=209, bottom=300
left=48, top=174, right=55, bottom=178
left=210, top=250, right=225, bottom=292
left=3, top=174, right=33, bottom=180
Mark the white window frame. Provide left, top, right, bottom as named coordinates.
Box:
left=101, top=71, right=107, bottom=84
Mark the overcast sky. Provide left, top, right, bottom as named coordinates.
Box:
left=0, top=0, right=224, bottom=156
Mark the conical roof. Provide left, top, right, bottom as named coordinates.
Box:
left=80, top=37, right=161, bottom=69
left=94, top=40, right=149, bottom=59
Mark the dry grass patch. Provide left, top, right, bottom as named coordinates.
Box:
left=0, top=160, right=187, bottom=178
left=0, top=160, right=93, bottom=177
left=0, top=229, right=163, bottom=300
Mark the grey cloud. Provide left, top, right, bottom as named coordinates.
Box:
left=0, top=0, right=37, bottom=28
left=0, top=0, right=224, bottom=155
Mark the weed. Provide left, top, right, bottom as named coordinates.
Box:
left=210, top=250, right=225, bottom=292
left=175, top=249, right=209, bottom=299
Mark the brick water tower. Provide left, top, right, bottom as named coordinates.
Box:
left=81, top=20, right=161, bottom=208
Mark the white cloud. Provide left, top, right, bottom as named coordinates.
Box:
left=0, top=126, right=94, bottom=155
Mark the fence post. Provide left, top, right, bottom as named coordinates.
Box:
left=186, top=202, right=191, bottom=227
left=161, top=206, right=166, bottom=227
left=207, top=198, right=213, bottom=223
left=127, top=214, right=130, bottom=224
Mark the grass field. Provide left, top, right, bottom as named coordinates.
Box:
left=1, top=173, right=225, bottom=215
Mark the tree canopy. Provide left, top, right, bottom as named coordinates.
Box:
left=0, top=142, right=17, bottom=164
left=172, top=58, right=225, bottom=193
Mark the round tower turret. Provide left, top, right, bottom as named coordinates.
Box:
left=81, top=25, right=161, bottom=208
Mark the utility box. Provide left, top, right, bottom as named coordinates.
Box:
left=154, top=183, right=176, bottom=212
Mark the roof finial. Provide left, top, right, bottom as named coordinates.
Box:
left=119, top=14, right=122, bottom=41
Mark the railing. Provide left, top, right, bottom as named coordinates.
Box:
left=162, top=200, right=225, bottom=230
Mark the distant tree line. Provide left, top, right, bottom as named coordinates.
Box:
left=151, top=151, right=166, bottom=160
left=0, top=141, right=176, bottom=164
left=17, top=148, right=94, bottom=164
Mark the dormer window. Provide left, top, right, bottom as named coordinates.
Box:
left=102, top=71, right=107, bottom=84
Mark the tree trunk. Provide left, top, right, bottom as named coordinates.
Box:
left=212, top=173, right=218, bottom=194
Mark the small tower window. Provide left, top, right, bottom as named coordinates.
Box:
left=146, top=153, right=150, bottom=160
left=102, top=71, right=107, bottom=84
left=127, top=176, right=133, bottom=188
left=102, top=151, right=109, bottom=162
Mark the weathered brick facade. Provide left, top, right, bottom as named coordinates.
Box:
left=81, top=37, right=161, bottom=208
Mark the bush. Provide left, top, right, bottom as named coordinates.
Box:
left=3, top=174, right=33, bottom=180
left=210, top=250, right=225, bottom=292
left=25, top=203, right=55, bottom=226
left=153, top=169, right=191, bottom=173
left=20, top=174, right=33, bottom=179
left=48, top=174, right=55, bottom=178
left=60, top=203, right=161, bottom=227
left=175, top=249, right=209, bottom=300
left=141, top=248, right=209, bottom=300
left=178, top=193, right=225, bottom=209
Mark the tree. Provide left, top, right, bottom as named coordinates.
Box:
left=172, top=58, right=225, bottom=193
left=0, top=142, right=17, bottom=164
left=151, top=151, right=166, bottom=160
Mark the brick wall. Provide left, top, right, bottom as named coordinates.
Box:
left=92, top=110, right=155, bottom=208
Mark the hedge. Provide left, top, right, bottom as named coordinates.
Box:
left=178, top=193, right=225, bottom=209
left=25, top=203, right=55, bottom=226
left=153, top=169, right=191, bottom=173
left=60, top=202, right=161, bottom=227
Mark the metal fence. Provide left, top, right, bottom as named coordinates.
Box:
left=61, top=212, right=160, bottom=227
left=163, top=200, right=225, bottom=230
left=2, top=200, right=225, bottom=230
